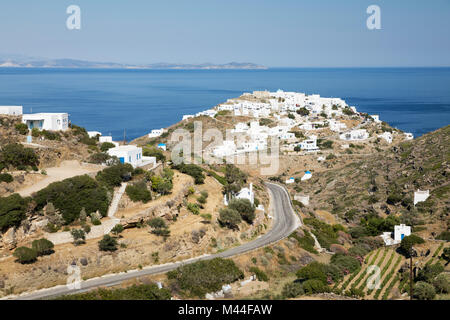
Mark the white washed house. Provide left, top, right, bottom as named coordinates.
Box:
left=394, top=224, right=411, bottom=242
left=299, top=135, right=319, bottom=152
left=148, top=128, right=165, bottom=138
left=99, top=136, right=119, bottom=147
left=107, top=145, right=143, bottom=168
left=378, top=132, right=393, bottom=144
left=340, top=129, right=369, bottom=141
left=0, top=106, right=23, bottom=115
left=22, top=113, right=69, bottom=131
left=88, top=131, right=102, bottom=138
left=414, top=190, right=430, bottom=206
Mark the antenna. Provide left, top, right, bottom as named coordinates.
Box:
left=123, top=128, right=127, bottom=145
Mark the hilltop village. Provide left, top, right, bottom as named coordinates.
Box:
left=0, top=90, right=448, bottom=301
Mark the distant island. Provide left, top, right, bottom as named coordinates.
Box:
left=0, top=55, right=267, bottom=70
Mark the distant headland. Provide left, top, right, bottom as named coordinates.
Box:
left=0, top=55, right=268, bottom=70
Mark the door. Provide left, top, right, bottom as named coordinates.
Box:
left=119, top=157, right=125, bottom=164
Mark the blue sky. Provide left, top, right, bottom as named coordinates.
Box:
left=0, top=0, right=449, bottom=67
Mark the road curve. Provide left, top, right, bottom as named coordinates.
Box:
left=7, top=182, right=301, bottom=300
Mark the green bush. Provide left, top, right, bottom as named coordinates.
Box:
left=31, top=238, right=54, bottom=256
left=98, top=235, right=118, bottom=252
left=100, top=142, right=116, bottom=152
left=289, top=230, right=318, bottom=254
left=282, top=282, right=304, bottom=298
left=302, top=279, right=329, bottom=294
left=330, top=254, right=361, bottom=274
left=413, top=281, right=436, bottom=300
left=143, top=147, right=166, bottom=162
left=15, top=123, right=29, bottom=135
left=249, top=266, right=269, bottom=282
left=167, top=258, right=244, bottom=297
left=126, top=182, right=152, bottom=203
left=218, top=208, right=241, bottom=229
left=147, top=218, right=170, bottom=238
left=0, top=173, right=13, bottom=183
left=58, top=284, right=171, bottom=300
left=150, top=174, right=173, bottom=195
left=0, top=194, right=29, bottom=232
left=432, top=273, right=449, bottom=294
left=13, top=247, right=37, bottom=264
left=399, top=234, right=425, bottom=256
left=34, top=175, right=110, bottom=224
left=228, top=198, right=255, bottom=224
left=0, top=143, right=39, bottom=169
left=88, top=152, right=111, bottom=164
left=187, top=203, right=200, bottom=215
left=296, top=262, right=328, bottom=283
left=96, top=163, right=133, bottom=188
left=416, top=263, right=444, bottom=283
left=172, top=163, right=205, bottom=184
left=111, top=224, right=124, bottom=236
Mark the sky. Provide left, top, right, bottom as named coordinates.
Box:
left=0, top=0, right=449, bottom=67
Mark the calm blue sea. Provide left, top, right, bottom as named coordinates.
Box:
left=0, top=68, right=449, bottom=141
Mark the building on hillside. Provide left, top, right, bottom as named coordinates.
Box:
left=22, top=113, right=69, bottom=131
left=182, top=115, right=194, bottom=121
left=148, top=128, right=165, bottom=138
left=394, top=224, right=411, bottom=242
left=339, top=129, right=369, bottom=141
left=378, top=131, right=393, bottom=144
left=107, top=145, right=143, bottom=167
left=299, top=135, right=319, bottom=152
left=371, top=115, right=381, bottom=123
left=99, top=136, right=119, bottom=147
left=88, top=131, right=102, bottom=138
left=404, top=133, right=414, bottom=140
left=0, top=106, right=23, bottom=115
left=285, top=177, right=295, bottom=184
left=224, top=183, right=255, bottom=205
left=301, top=171, right=312, bottom=181
left=414, top=190, right=430, bottom=206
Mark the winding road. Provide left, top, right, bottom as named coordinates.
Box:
left=6, top=182, right=301, bottom=300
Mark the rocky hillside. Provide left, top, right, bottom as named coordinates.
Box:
left=298, top=125, right=449, bottom=233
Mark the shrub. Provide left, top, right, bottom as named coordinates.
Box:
left=13, top=247, right=37, bottom=264
left=143, top=147, right=166, bottom=162
left=150, top=175, right=173, bottom=195
left=96, top=163, right=133, bottom=188
left=34, top=175, right=110, bottom=224
left=432, top=273, right=449, bottom=294
left=172, top=163, right=205, bottom=184
left=88, top=152, right=111, bottom=164
left=167, top=258, right=244, bottom=297
left=31, top=238, right=54, bottom=256
left=59, top=284, right=171, bottom=300
left=187, top=203, right=200, bottom=215
left=0, top=143, right=39, bottom=169
left=15, top=123, right=29, bottom=135
left=289, top=230, right=317, bottom=254
left=0, top=194, right=29, bottom=232
left=330, top=254, right=361, bottom=274
left=228, top=198, right=255, bottom=224
left=111, top=224, right=124, bottom=236
left=296, top=262, right=328, bottom=283
left=282, top=282, right=304, bottom=298
left=218, top=208, right=241, bottom=229
left=71, top=229, right=86, bottom=246
left=100, top=142, right=116, bottom=152
left=416, top=263, right=444, bottom=283
left=302, top=279, right=329, bottom=294
left=126, top=182, right=152, bottom=203
left=436, top=231, right=450, bottom=241
left=0, top=173, right=13, bottom=183
left=147, top=218, right=170, bottom=238
left=98, top=235, right=118, bottom=252
left=413, top=281, right=436, bottom=300
left=249, top=266, right=269, bottom=282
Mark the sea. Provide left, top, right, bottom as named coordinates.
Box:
left=0, top=67, right=449, bottom=141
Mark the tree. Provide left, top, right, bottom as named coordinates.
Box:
left=302, top=279, right=329, bottom=294
left=126, top=182, right=152, bottom=203
left=0, top=193, right=29, bottom=232
left=13, top=247, right=37, bottom=264
left=294, top=146, right=301, bottom=152
left=218, top=208, right=241, bottom=229
left=31, top=238, right=54, bottom=256
left=98, top=235, right=118, bottom=252
left=71, top=229, right=86, bottom=246
left=413, top=281, right=436, bottom=300
left=296, top=107, right=310, bottom=116
left=0, top=143, right=39, bottom=169
left=399, top=234, right=425, bottom=256
left=416, top=263, right=444, bottom=283
left=150, top=175, right=173, bottom=195
left=228, top=198, right=255, bottom=224
left=296, top=262, right=328, bottom=283
left=95, top=163, right=133, bottom=188
left=15, top=123, right=29, bottom=135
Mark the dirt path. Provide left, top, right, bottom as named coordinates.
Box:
left=16, top=161, right=104, bottom=197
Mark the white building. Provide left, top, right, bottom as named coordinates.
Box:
left=404, top=133, right=414, bottom=140
left=378, top=131, right=393, bottom=144
left=107, top=145, right=143, bottom=168
left=99, top=136, right=119, bottom=147
left=301, top=171, right=312, bottom=181
left=224, top=183, right=255, bottom=205
left=414, top=190, right=430, bottom=206
left=157, top=143, right=167, bottom=151
left=299, top=135, right=319, bottom=152
left=340, top=129, right=369, bottom=141
left=285, top=177, right=295, bottom=184
left=371, top=115, right=381, bottom=123
left=0, top=106, right=23, bottom=115
left=22, top=113, right=69, bottom=131
left=182, top=115, right=194, bottom=121
left=148, top=128, right=165, bottom=138
left=88, top=131, right=102, bottom=138
left=394, top=224, right=411, bottom=242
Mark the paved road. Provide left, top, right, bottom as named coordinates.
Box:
left=7, top=182, right=301, bottom=300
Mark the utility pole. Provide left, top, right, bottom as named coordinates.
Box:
left=123, top=128, right=127, bottom=145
